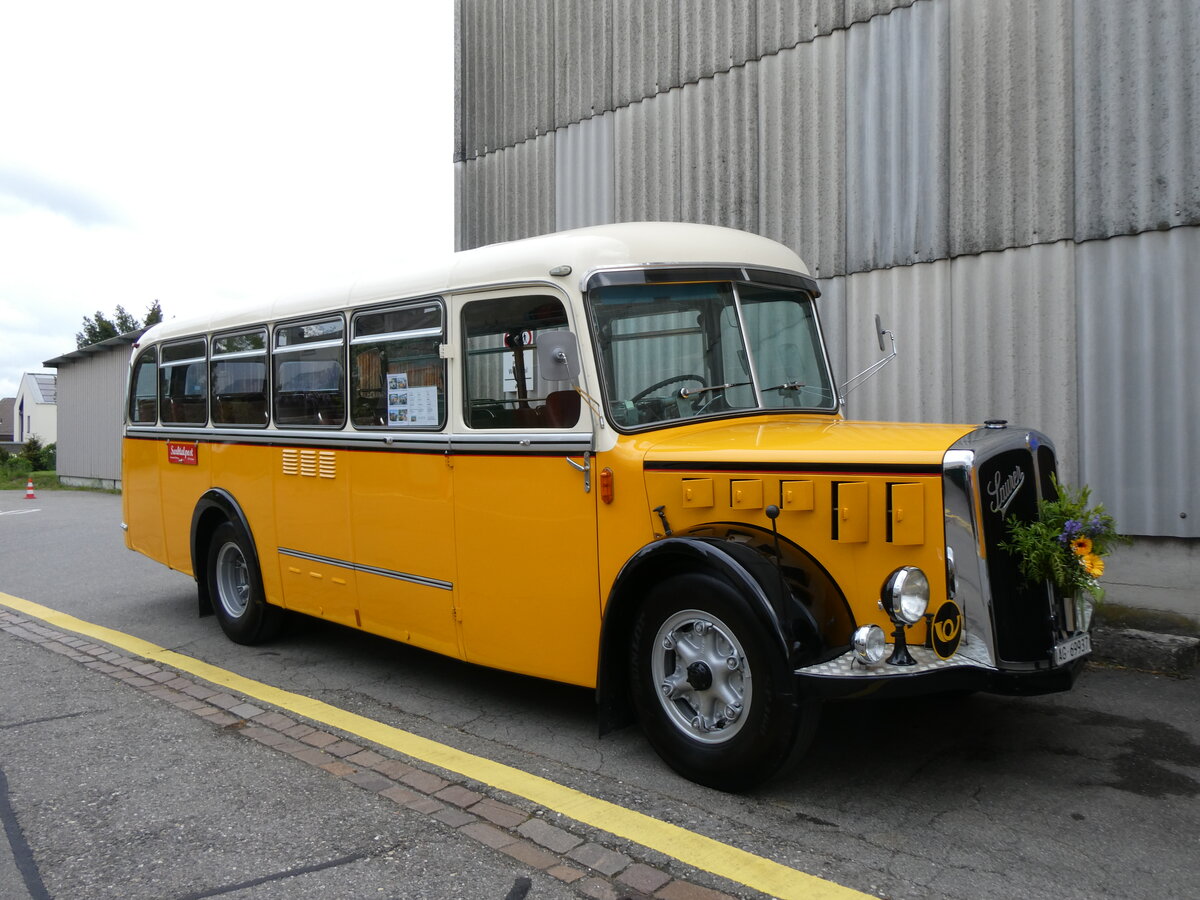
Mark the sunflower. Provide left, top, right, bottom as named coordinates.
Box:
left=1071, top=536, right=1093, bottom=557
left=1081, top=554, right=1105, bottom=578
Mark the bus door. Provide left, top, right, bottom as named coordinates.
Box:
left=449, top=292, right=600, bottom=687
left=346, top=300, right=460, bottom=660
left=270, top=317, right=358, bottom=628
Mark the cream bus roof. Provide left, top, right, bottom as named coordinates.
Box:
left=140, top=222, right=812, bottom=345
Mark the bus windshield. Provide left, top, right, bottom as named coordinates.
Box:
left=588, top=278, right=836, bottom=429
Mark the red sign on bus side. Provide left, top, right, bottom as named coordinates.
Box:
left=166, top=442, right=198, bottom=465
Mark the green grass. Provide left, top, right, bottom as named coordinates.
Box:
left=1, top=470, right=59, bottom=491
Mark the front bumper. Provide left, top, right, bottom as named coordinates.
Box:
left=793, top=632, right=1089, bottom=701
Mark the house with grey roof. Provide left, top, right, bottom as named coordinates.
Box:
left=13, top=373, right=57, bottom=445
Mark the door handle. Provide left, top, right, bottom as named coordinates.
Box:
left=565, top=451, right=591, bottom=493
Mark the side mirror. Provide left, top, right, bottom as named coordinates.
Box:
left=841, top=313, right=898, bottom=396
left=537, top=330, right=581, bottom=381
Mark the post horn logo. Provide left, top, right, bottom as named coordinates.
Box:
left=931, top=599, right=963, bottom=660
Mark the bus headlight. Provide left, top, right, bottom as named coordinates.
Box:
left=851, top=625, right=887, bottom=665
left=882, top=566, right=930, bottom=625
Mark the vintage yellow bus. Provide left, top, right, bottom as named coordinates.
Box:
left=122, top=222, right=1089, bottom=790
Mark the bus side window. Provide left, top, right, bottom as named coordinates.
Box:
left=350, top=301, right=446, bottom=429
left=129, top=348, right=158, bottom=424
left=462, top=296, right=580, bottom=429
left=160, top=339, right=208, bottom=425
left=211, top=328, right=269, bottom=426
left=273, top=317, right=346, bottom=428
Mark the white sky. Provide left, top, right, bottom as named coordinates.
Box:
left=0, top=1, right=454, bottom=400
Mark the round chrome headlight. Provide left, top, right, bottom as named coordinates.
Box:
left=851, top=624, right=887, bottom=665
left=882, top=566, right=930, bottom=625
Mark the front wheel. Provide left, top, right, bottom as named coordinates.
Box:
left=630, top=572, right=818, bottom=791
left=206, top=520, right=282, bottom=645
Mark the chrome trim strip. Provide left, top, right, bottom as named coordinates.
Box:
left=942, top=447, right=997, bottom=667
left=124, top=426, right=590, bottom=453
left=277, top=548, right=453, bottom=591
left=125, top=427, right=453, bottom=452
left=796, top=633, right=996, bottom=678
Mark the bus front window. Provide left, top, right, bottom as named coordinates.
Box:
left=588, top=278, right=835, bottom=429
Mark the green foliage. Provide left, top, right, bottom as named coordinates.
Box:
left=1000, top=477, right=1126, bottom=601
left=76, top=300, right=164, bottom=349
left=1, top=453, right=33, bottom=482
left=19, top=436, right=55, bottom=472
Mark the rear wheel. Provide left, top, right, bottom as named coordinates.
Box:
left=206, top=520, right=282, bottom=645
left=630, top=572, right=818, bottom=791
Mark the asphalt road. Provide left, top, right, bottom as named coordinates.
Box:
left=2, top=489, right=1198, bottom=899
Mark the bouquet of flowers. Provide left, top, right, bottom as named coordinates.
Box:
left=1000, top=477, right=1124, bottom=605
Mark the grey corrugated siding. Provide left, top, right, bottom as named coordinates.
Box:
left=555, top=1, right=614, bottom=130
left=845, top=0, right=917, bottom=27
left=845, top=0, right=950, bottom=272
left=614, top=91, right=683, bottom=222
left=456, top=137, right=555, bottom=250
left=757, top=34, right=846, bottom=279
left=54, top=346, right=131, bottom=483
left=613, top=0, right=680, bottom=109
left=755, top=0, right=845, bottom=52
left=556, top=114, right=615, bottom=231
left=1077, top=228, right=1199, bottom=538
left=678, top=0, right=757, bottom=84
left=679, top=66, right=760, bottom=231
left=949, top=0, right=1075, bottom=256
left=840, top=259, right=955, bottom=426
left=949, top=240, right=1078, bottom=469
left=455, top=0, right=556, bottom=160
left=1074, top=0, right=1200, bottom=240
left=457, top=0, right=924, bottom=161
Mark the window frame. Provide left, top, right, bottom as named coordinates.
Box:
left=128, top=346, right=159, bottom=425
left=209, top=326, right=270, bottom=428
left=271, top=315, right=347, bottom=429
left=349, top=298, right=447, bottom=431
left=159, top=338, right=209, bottom=427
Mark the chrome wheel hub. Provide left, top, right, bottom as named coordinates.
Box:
left=651, top=610, right=751, bottom=744
left=214, top=541, right=250, bottom=619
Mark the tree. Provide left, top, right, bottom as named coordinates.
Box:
left=144, top=299, right=163, bottom=327
left=20, top=436, right=54, bottom=471
left=76, top=300, right=164, bottom=349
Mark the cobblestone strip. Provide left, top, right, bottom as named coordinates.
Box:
left=0, top=609, right=743, bottom=900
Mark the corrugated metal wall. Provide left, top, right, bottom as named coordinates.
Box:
left=454, top=0, right=1200, bottom=538
left=53, top=346, right=132, bottom=485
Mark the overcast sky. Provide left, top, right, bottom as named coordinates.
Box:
left=0, top=2, right=454, bottom=400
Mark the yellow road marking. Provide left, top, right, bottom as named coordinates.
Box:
left=0, top=592, right=869, bottom=900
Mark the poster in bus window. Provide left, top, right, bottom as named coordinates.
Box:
left=386, top=373, right=438, bottom=426
left=504, top=349, right=534, bottom=393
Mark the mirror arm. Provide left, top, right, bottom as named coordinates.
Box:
left=840, top=327, right=897, bottom=397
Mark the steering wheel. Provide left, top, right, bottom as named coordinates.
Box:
left=631, top=374, right=707, bottom=404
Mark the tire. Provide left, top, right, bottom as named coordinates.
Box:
left=630, top=572, right=819, bottom=791
left=206, top=520, right=282, bottom=645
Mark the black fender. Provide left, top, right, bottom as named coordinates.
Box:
left=595, top=526, right=852, bottom=735
left=190, top=489, right=260, bottom=618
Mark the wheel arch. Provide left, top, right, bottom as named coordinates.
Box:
left=596, top=529, right=844, bottom=735
left=190, top=489, right=260, bottom=618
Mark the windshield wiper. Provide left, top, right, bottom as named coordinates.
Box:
left=761, top=380, right=806, bottom=393
left=678, top=382, right=750, bottom=399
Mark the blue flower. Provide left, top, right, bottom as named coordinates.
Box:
left=1058, top=519, right=1083, bottom=543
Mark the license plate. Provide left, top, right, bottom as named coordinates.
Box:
left=1054, top=632, right=1092, bottom=665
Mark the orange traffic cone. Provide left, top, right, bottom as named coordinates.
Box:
left=25, top=479, right=36, bottom=500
